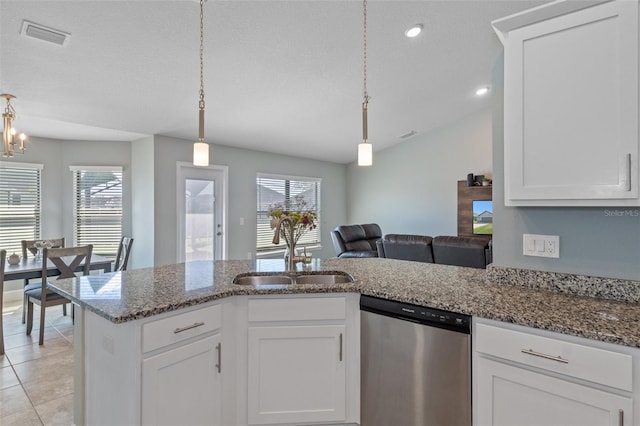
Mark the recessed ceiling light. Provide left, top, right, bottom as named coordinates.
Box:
left=405, top=24, right=423, bottom=38
left=475, top=86, right=490, bottom=96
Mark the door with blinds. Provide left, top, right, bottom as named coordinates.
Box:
left=177, top=163, right=227, bottom=263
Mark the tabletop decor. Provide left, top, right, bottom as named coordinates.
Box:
left=268, top=194, right=318, bottom=262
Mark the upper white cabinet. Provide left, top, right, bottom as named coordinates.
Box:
left=493, top=0, right=639, bottom=206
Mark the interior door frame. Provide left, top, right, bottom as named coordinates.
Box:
left=176, top=161, right=228, bottom=262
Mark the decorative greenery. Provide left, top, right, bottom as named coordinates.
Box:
left=268, top=194, right=318, bottom=248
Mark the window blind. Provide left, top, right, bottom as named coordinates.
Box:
left=256, top=174, right=321, bottom=252
left=0, top=162, right=42, bottom=255
left=72, top=166, right=122, bottom=258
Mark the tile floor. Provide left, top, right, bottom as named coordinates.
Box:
left=1, top=301, right=75, bottom=426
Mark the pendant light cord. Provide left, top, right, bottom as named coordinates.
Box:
left=362, top=0, right=369, bottom=142
left=362, top=0, right=369, bottom=103
left=198, top=0, right=205, bottom=141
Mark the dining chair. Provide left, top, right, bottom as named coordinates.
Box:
left=20, top=238, right=67, bottom=324
left=25, top=245, right=93, bottom=345
left=114, top=236, right=134, bottom=272
left=0, top=249, right=6, bottom=355
left=21, top=237, right=66, bottom=258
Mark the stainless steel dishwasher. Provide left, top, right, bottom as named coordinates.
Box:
left=360, top=295, right=471, bottom=426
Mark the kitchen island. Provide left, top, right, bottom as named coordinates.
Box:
left=49, top=258, right=640, bottom=425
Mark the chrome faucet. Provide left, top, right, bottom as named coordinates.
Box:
left=272, top=216, right=296, bottom=271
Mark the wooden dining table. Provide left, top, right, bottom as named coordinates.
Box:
left=4, top=254, right=113, bottom=282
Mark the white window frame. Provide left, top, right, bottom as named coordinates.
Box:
left=256, top=173, right=321, bottom=256
left=0, top=161, right=42, bottom=255
left=70, top=165, right=123, bottom=258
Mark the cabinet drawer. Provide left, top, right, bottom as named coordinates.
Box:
left=476, top=323, right=632, bottom=391
left=248, top=297, right=346, bottom=322
left=143, top=304, right=222, bottom=353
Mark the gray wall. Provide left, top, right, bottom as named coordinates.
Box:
left=2, top=136, right=132, bottom=244
left=152, top=136, right=348, bottom=265
left=346, top=108, right=493, bottom=237
left=131, top=136, right=155, bottom=268
left=491, top=55, right=640, bottom=281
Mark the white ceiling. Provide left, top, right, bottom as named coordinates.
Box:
left=1, top=0, right=550, bottom=164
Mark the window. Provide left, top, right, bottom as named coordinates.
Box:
left=0, top=162, right=42, bottom=255
left=71, top=166, right=123, bottom=258
left=256, top=174, right=321, bottom=253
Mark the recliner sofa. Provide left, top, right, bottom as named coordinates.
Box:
left=376, top=233, right=491, bottom=268
left=331, top=223, right=382, bottom=258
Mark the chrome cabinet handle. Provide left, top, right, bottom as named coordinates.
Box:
left=619, top=409, right=624, bottom=426
left=339, top=333, right=343, bottom=362
left=215, top=342, right=222, bottom=373
left=173, top=321, right=205, bottom=334
left=521, top=348, right=568, bottom=364
left=626, top=153, right=632, bottom=191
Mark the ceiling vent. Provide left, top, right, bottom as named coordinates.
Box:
left=20, top=20, right=70, bottom=46
left=399, top=130, right=418, bottom=139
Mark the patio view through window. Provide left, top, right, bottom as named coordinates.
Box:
left=256, top=174, right=321, bottom=254
left=0, top=163, right=42, bottom=255
left=72, top=166, right=123, bottom=258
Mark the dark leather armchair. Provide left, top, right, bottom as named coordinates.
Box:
left=432, top=236, right=491, bottom=269
left=376, top=234, right=434, bottom=263
left=331, top=223, right=382, bottom=258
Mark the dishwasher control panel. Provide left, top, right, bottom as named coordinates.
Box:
left=361, top=295, right=471, bottom=333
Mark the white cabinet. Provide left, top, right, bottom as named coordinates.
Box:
left=141, top=304, right=223, bottom=426
left=476, top=357, right=631, bottom=426
left=242, top=294, right=360, bottom=426
left=142, top=334, right=222, bottom=426
left=473, top=318, right=637, bottom=426
left=493, top=0, right=639, bottom=206
left=248, top=325, right=346, bottom=425
left=82, top=302, right=227, bottom=425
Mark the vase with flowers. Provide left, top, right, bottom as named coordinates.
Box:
left=268, top=194, right=318, bottom=269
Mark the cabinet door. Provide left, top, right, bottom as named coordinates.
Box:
left=503, top=0, right=638, bottom=206
left=247, top=325, right=346, bottom=425
left=142, top=334, right=222, bottom=426
left=475, top=357, right=632, bottom=426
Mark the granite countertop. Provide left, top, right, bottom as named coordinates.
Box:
left=48, top=257, right=640, bottom=348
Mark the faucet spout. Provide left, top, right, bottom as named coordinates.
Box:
left=272, top=216, right=296, bottom=270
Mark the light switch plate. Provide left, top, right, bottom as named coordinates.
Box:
left=523, top=234, right=560, bottom=258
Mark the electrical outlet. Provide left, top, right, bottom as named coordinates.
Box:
left=523, top=234, right=559, bottom=258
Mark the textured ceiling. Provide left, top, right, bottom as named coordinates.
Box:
left=0, top=0, right=550, bottom=163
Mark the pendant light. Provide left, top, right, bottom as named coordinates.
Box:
left=193, top=0, right=209, bottom=167
left=358, top=0, right=372, bottom=167
left=2, top=94, right=27, bottom=158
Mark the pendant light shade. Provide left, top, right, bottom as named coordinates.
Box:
left=193, top=141, right=209, bottom=166
left=358, top=142, right=372, bottom=166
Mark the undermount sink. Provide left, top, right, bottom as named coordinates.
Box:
left=233, top=275, right=292, bottom=285
left=233, top=272, right=354, bottom=286
left=294, top=273, right=354, bottom=284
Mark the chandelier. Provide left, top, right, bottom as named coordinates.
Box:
left=2, top=94, right=27, bottom=158
left=357, top=0, right=372, bottom=167
left=193, top=0, right=209, bottom=167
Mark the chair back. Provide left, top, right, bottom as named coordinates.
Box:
left=114, top=236, right=133, bottom=271
left=22, top=238, right=66, bottom=258
left=42, top=245, right=93, bottom=283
